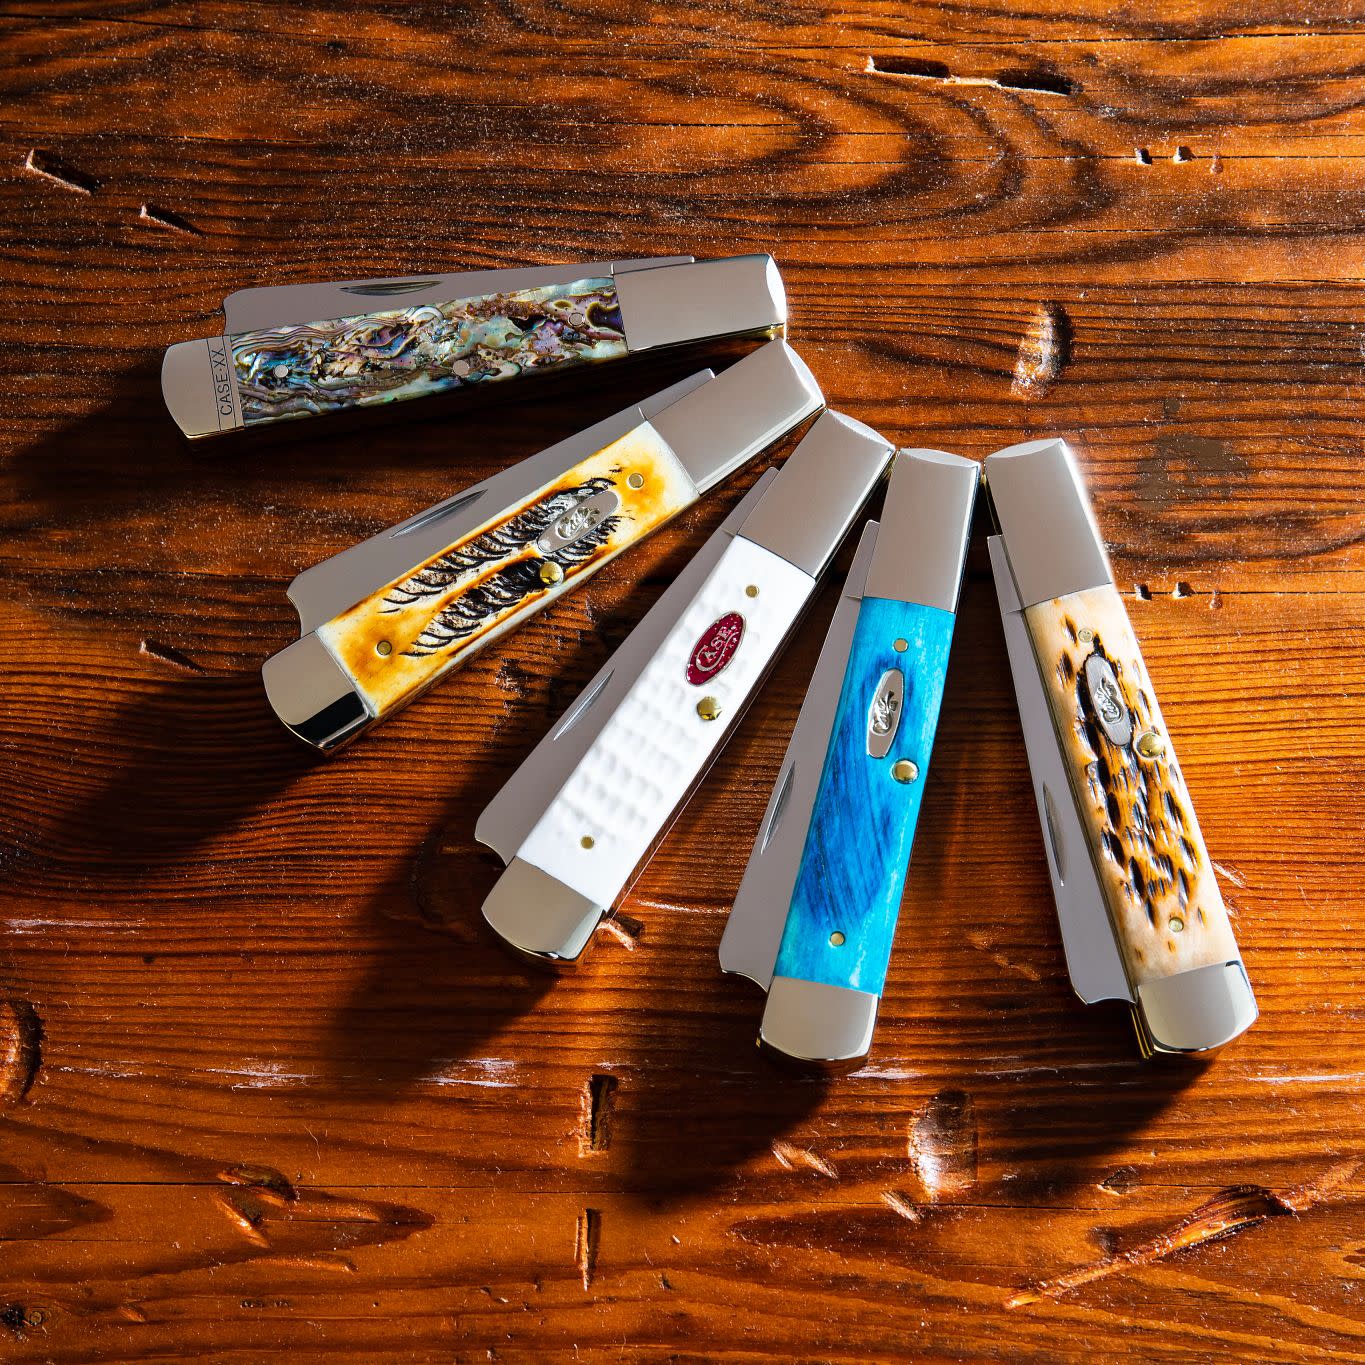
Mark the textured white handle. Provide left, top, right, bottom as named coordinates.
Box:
left=517, top=535, right=815, bottom=909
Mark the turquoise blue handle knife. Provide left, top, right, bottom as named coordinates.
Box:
left=719, top=447, right=978, bottom=1069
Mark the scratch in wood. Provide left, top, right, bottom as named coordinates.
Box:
left=575, top=1208, right=600, bottom=1290
left=216, top=1189, right=273, bottom=1248
left=1211, top=860, right=1248, bottom=889
left=599, top=912, right=643, bottom=949
left=1008, top=1160, right=1360, bottom=1308
left=881, top=1190, right=922, bottom=1222
left=580, top=1074, right=617, bottom=1155
left=864, top=56, right=1076, bottom=96
left=0, top=1000, right=42, bottom=1104
left=140, top=638, right=206, bottom=674
left=910, top=1090, right=977, bottom=1199
left=772, top=1140, right=838, bottom=1178
left=24, top=148, right=98, bottom=194
left=1098, top=1165, right=1141, bottom=1195
left=137, top=203, right=202, bottom=235
left=219, top=1164, right=297, bottom=1202
left=1012, top=302, right=1071, bottom=399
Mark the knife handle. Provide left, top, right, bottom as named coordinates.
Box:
left=311, top=422, right=698, bottom=724
left=231, top=277, right=628, bottom=428
left=1023, top=584, right=1240, bottom=988
left=769, top=596, right=957, bottom=999
left=507, top=533, right=816, bottom=924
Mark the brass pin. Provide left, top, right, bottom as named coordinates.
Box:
left=375, top=640, right=393, bottom=657
left=626, top=472, right=645, bottom=490
left=891, top=759, right=919, bottom=784
left=893, top=638, right=908, bottom=653
left=1136, top=730, right=1166, bottom=759
left=539, top=561, right=565, bottom=586
left=696, top=696, right=722, bottom=722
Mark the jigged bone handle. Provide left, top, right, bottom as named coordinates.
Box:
left=316, top=423, right=697, bottom=722
left=232, top=277, right=628, bottom=428
left=1023, top=584, right=1240, bottom=988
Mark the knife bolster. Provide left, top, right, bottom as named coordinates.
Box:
left=481, top=857, right=604, bottom=966
left=760, top=977, right=878, bottom=1072
left=261, top=633, right=371, bottom=752
left=1134, top=960, right=1258, bottom=1056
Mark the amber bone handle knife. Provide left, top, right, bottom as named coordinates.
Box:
left=474, top=410, right=896, bottom=964
left=984, top=437, right=1256, bottom=1056
left=261, top=339, right=824, bottom=752
left=162, top=254, right=786, bottom=439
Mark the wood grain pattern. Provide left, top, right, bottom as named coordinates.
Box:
left=318, top=423, right=694, bottom=716
left=1025, top=584, right=1239, bottom=981
left=2, top=1, right=1364, bottom=1360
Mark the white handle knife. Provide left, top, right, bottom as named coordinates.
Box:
left=476, top=410, right=896, bottom=963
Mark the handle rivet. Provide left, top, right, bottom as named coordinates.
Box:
left=891, top=759, right=919, bottom=784
left=893, top=638, right=908, bottom=653
left=829, top=931, right=846, bottom=947
left=375, top=640, right=393, bottom=657
left=539, top=561, right=565, bottom=586
left=745, top=584, right=759, bottom=598
left=1136, top=730, right=1166, bottom=759
left=273, top=363, right=290, bottom=380
left=1169, top=915, right=1185, bottom=934
left=626, top=472, right=645, bottom=490
left=1078, top=627, right=1095, bottom=643
left=696, top=696, right=722, bottom=722
left=580, top=835, right=595, bottom=850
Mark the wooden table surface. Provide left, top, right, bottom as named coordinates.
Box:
left=3, top=2, right=1364, bottom=1360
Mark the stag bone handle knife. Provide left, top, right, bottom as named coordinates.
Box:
left=262, top=338, right=824, bottom=752
left=475, top=409, right=896, bottom=964
left=984, top=436, right=1256, bottom=1056
left=162, top=253, right=786, bottom=439
left=719, top=448, right=978, bottom=1069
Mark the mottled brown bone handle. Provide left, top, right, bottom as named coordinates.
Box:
left=1023, top=585, right=1239, bottom=987
left=316, top=423, right=697, bottom=720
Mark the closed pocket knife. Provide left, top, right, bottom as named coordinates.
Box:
left=262, top=339, right=824, bottom=751
left=984, top=436, right=1256, bottom=1056
left=476, top=410, right=896, bottom=964
left=162, top=254, right=786, bottom=439
left=719, top=449, right=978, bottom=1069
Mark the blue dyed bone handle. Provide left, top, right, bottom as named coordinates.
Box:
left=772, top=596, right=958, bottom=997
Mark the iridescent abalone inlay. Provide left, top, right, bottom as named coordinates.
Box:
left=1025, top=585, right=1239, bottom=984
left=316, top=424, right=697, bottom=719
left=231, top=278, right=627, bottom=426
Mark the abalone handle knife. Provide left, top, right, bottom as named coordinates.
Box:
left=476, top=410, right=895, bottom=965
left=985, top=437, right=1256, bottom=1056
left=162, top=254, right=785, bottom=439
left=738, top=450, right=977, bottom=1069
left=262, top=338, right=823, bottom=752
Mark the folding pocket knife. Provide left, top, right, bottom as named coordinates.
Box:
left=162, top=254, right=786, bottom=439
left=984, top=436, right=1256, bottom=1056
left=719, top=449, right=978, bottom=1068
left=262, top=339, right=823, bottom=751
left=476, top=409, right=896, bottom=963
